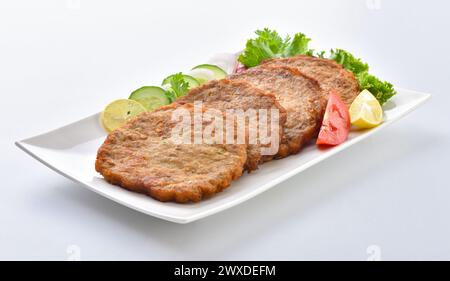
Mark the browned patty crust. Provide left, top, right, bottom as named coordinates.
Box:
left=262, top=55, right=360, bottom=107
left=229, top=66, right=326, bottom=158
left=95, top=103, right=247, bottom=203
left=175, top=79, right=287, bottom=171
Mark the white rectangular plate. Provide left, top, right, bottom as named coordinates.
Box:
left=16, top=88, right=430, bottom=223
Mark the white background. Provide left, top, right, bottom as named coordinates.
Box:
left=1, top=0, right=449, bottom=260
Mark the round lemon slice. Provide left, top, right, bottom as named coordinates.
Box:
left=349, top=89, right=383, bottom=128
left=101, top=99, right=146, bottom=132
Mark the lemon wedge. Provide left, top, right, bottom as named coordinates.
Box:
left=349, top=90, right=383, bottom=128
left=101, top=99, right=146, bottom=132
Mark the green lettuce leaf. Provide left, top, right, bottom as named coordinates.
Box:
left=330, top=49, right=396, bottom=105
left=284, top=32, right=312, bottom=57
left=330, top=49, right=369, bottom=74
left=356, top=72, right=396, bottom=105
left=238, top=28, right=313, bottom=67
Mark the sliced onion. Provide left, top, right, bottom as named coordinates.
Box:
left=234, top=62, right=247, bottom=74
left=206, top=53, right=238, bottom=74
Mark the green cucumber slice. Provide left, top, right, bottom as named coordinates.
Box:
left=162, top=74, right=200, bottom=89
left=129, top=86, right=170, bottom=111
left=189, top=69, right=214, bottom=85
left=191, top=64, right=228, bottom=80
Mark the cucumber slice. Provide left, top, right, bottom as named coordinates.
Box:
left=191, top=64, right=228, bottom=82
left=162, top=74, right=200, bottom=89
left=129, top=86, right=170, bottom=111
left=189, top=69, right=216, bottom=85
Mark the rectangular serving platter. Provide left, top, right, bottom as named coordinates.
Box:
left=16, top=88, right=430, bottom=223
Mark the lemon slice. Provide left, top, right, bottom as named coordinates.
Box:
left=101, top=99, right=146, bottom=132
left=349, top=90, right=383, bottom=128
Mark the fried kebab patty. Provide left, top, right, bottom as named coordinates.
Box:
left=262, top=55, right=360, bottom=107
left=95, top=103, right=247, bottom=203
left=229, top=65, right=326, bottom=158
left=175, top=79, right=287, bottom=171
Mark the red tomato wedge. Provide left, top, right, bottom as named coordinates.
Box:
left=316, top=90, right=350, bottom=146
